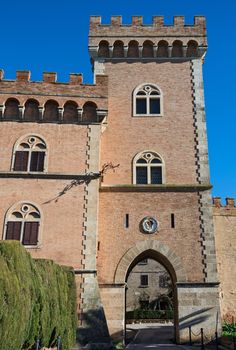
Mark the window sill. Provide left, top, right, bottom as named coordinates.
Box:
left=139, top=285, right=148, bottom=288
left=133, top=114, right=163, bottom=118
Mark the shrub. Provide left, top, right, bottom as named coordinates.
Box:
left=222, top=323, right=236, bottom=336
left=0, top=241, right=77, bottom=350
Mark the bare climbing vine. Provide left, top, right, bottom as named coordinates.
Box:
left=43, top=162, right=120, bottom=204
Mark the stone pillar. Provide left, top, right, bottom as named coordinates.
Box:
left=99, top=284, right=125, bottom=341
left=79, top=124, right=110, bottom=344
left=177, top=282, right=221, bottom=343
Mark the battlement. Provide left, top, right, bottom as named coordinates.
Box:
left=213, top=197, right=236, bottom=210
left=90, top=15, right=206, bottom=30
left=0, top=70, right=108, bottom=124
left=89, top=15, right=207, bottom=61
left=0, top=69, right=108, bottom=86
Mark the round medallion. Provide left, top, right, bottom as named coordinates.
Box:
left=141, top=217, right=159, bottom=234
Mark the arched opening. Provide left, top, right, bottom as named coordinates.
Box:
left=4, top=98, right=20, bottom=120
left=43, top=100, right=59, bottom=122
left=113, top=41, right=124, bottom=58
left=63, top=101, right=78, bottom=123
left=24, top=99, right=39, bottom=121
left=186, top=40, right=199, bottom=57
left=124, top=249, right=178, bottom=345
left=98, top=41, right=110, bottom=58
left=82, top=102, right=97, bottom=123
left=172, top=40, right=183, bottom=58
left=157, top=40, right=169, bottom=58
left=127, top=41, right=139, bottom=58
left=142, top=41, right=154, bottom=58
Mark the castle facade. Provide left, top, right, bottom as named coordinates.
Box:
left=0, top=15, right=235, bottom=345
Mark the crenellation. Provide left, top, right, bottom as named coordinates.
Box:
left=174, top=16, right=185, bottom=26
left=69, top=73, right=83, bottom=85
left=16, top=70, right=30, bottom=82
left=0, top=69, right=4, bottom=80
left=43, top=71, right=57, bottom=83
left=132, top=16, right=143, bottom=25
left=152, top=16, right=164, bottom=26
left=213, top=197, right=236, bottom=210
left=89, top=16, right=207, bottom=61
left=111, top=16, right=122, bottom=26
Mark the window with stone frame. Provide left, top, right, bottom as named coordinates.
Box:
left=140, top=274, right=149, bottom=287
left=133, top=151, right=164, bottom=185
left=4, top=203, right=41, bottom=246
left=12, top=135, right=46, bottom=172
left=133, top=84, right=162, bottom=116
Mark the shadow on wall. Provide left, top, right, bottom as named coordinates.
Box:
left=77, top=308, right=111, bottom=347
left=179, top=307, right=212, bottom=330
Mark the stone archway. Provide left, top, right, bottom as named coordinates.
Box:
left=114, top=240, right=187, bottom=284
left=113, top=241, right=187, bottom=344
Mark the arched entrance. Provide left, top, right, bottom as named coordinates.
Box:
left=114, top=240, right=187, bottom=344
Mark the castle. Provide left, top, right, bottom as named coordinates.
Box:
left=0, top=15, right=235, bottom=345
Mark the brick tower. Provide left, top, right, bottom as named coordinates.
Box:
left=88, top=16, right=221, bottom=343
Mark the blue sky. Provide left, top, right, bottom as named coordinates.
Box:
left=1, top=0, right=235, bottom=201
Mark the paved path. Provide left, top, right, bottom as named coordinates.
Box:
left=125, top=324, right=195, bottom=350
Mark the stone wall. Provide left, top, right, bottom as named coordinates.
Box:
left=213, top=197, right=236, bottom=322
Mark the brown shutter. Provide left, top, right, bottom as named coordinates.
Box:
left=5, top=221, right=21, bottom=240
left=13, top=151, right=29, bottom=171
left=30, top=152, right=45, bottom=172
left=22, top=222, right=39, bottom=245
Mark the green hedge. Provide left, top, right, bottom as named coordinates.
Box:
left=0, top=241, right=77, bottom=350
left=222, top=323, right=236, bottom=336
left=126, top=309, right=174, bottom=320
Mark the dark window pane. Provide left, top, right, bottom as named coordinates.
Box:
left=151, top=167, right=162, bottom=184
left=30, top=152, right=45, bottom=172
left=136, top=167, right=147, bottom=184
left=136, top=99, right=147, bottom=114
left=150, top=91, right=160, bottom=96
left=137, top=158, right=147, bottom=164
left=141, top=275, right=148, bottom=286
left=151, top=158, right=161, bottom=164
left=150, top=98, right=160, bottom=114
left=14, top=151, right=29, bottom=171
left=22, top=222, right=39, bottom=245
left=137, top=91, right=146, bottom=96
left=5, top=221, right=21, bottom=240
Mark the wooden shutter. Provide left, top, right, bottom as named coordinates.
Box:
left=5, top=221, right=21, bottom=240
left=30, top=152, right=45, bottom=172
left=22, top=222, right=39, bottom=245
left=13, top=151, right=29, bottom=171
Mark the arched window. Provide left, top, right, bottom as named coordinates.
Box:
left=4, top=203, right=41, bottom=246
left=186, top=40, right=199, bottom=57
left=133, top=151, right=164, bottom=185
left=63, top=101, right=78, bottom=123
left=172, top=40, right=183, bottom=57
left=98, top=41, right=109, bottom=58
left=4, top=98, right=20, bottom=120
left=157, top=41, right=169, bottom=58
left=43, top=100, right=59, bottom=122
left=142, top=41, right=154, bottom=58
left=127, top=41, right=139, bottom=58
left=82, top=102, right=97, bottom=123
left=133, top=84, right=162, bottom=116
left=24, top=99, right=40, bottom=121
left=12, top=135, right=46, bottom=172
left=113, top=41, right=124, bottom=58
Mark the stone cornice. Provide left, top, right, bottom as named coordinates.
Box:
left=0, top=171, right=100, bottom=180
left=100, top=184, right=212, bottom=192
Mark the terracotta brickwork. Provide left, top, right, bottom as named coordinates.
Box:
left=98, top=191, right=204, bottom=283
left=213, top=197, right=236, bottom=322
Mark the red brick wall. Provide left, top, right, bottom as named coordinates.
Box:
left=100, top=61, right=197, bottom=185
